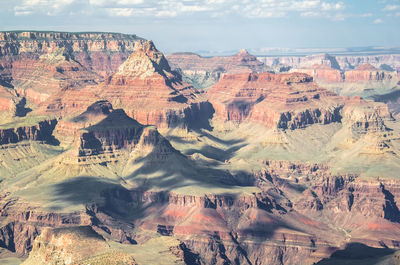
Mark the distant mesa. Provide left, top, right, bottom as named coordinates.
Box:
left=167, top=48, right=270, bottom=89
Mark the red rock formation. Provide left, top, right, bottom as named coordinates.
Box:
left=0, top=31, right=142, bottom=78
left=167, top=49, right=267, bottom=74
left=0, top=31, right=144, bottom=112
left=10, top=52, right=101, bottom=104
left=167, top=50, right=270, bottom=89
left=208, top=72, right=344, bottom=129
left=292, top=64, right=344, bottom=83
left=344, top=63, right=397, bottom=83
left=82, top=40, right=211, bottom=129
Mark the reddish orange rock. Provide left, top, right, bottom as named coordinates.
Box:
left=208, top=72, right=344, bottom=129
left=344, top=63, right=397, bottom=83
left=292, top=64, right=344, bottom=83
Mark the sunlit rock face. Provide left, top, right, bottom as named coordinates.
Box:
left=0, top=31, right=400, bottom=265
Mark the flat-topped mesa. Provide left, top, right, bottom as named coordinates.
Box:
left=344, top=63, right=398, bottom=83
left=0, top=31, right=141, bottom=56
left=208, top=72, right=345, bottom=129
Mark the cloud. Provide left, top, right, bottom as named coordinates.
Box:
left=12, top=0, right=347, bottom=20
left=383, top=4, right=400, bottom=11
left=321, top=2, right=345, bottom=11
left=14, top=0, right=78, bottom=16
left=373, top=18, right=384, bottom=24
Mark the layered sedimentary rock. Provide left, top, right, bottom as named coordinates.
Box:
left=291, top=63, right=398, bottom=85
left=76, top=40, right=211, bottom=129
left=258, top=53, right=400, bottom=72
left=0, top=31, right=399, bottom=265
left=208, top=72, right=345, bottom=129
left=344, top=63, right=398, bottom=83
left=38, top=40, right=213, bottom=129
left=290, top=64, right=343, bottom=83
left=21, top=226, right=138, bottom=265
left=167, top=49, right=270, bottom=89
left=0, top=31, right=144, bottom=112
left=0, top=118, right=57, bottom=145
left=11, top=49, right=101, bottom=104
left=0, top=31, right=142, bottom=78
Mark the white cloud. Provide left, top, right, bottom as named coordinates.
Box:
left=373, top=18, right=383, bottom=24
left=89, top=0, right=144, bottom=7
left=321, top=2, right=345, bottom=11
left=107, top=8, right=134, bottom=16
left=383, top=4, right=400, bottom=11
left=14, top=0, right=77, bottom=16
left=12, top=0, right=348, bottom=20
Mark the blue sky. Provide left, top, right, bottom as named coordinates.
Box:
left=0, top=0, right=399, bottom=54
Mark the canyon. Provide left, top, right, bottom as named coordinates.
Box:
left=0, top=31, right=399, bottom=265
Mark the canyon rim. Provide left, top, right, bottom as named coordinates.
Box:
left=0, top=1, right=400, bottom=265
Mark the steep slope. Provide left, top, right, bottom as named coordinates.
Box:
left=0, top=31, right=144, bottom=120
left=43, top=40, right=213, bottom=129
left=208, top=72, right=344, bottom=129
left=0, top=31, right=400, bottom=265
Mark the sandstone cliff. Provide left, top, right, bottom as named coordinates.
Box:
left=208, top=72, right=345, bottom=129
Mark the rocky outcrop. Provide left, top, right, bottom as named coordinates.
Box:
left=258, top=53, right=400, bottom=72
left=77, top=109, right=144, bottom=157
left=167, top=49, right=270, bottom=89
left=291, top=64, right=344, bottom=83
left=0, top=31, right=142, bottom=77
left=344, top=64, right=398, bottom=83
left=0, top=118, right=57, bottom=145
left=208, top=72, right=344, bottom=129
left=21, top=226, right=137, bottom=265
left=10, top=50, right=101, bottom=104
left=0, top=31, right=144, bottom=112
left=51, top=40, right=212, bottom=129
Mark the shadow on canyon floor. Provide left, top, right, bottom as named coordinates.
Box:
left=315, top=242, right=399, bottom=265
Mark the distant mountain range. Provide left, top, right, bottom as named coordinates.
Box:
left=191, top=46, right=400, bottom=57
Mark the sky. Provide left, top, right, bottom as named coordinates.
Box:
left=0, top=0, right=399, bottom=54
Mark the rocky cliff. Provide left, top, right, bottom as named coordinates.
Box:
left=344, top=63, right=398, bottom=83
left=208, top=72, right=345, bottom=129
left=0, top=118, right=57, bottom=145
left=258, top=53, right=400, bottom=72
left=0, top=31, right=399, bottom=265
left=0, top=31, right=142, bottom=77
left=51, top=40, right=212, bottom=129
left=0, top=31, right=143, bottom=114
left=167, top=49, right=270, bottom=89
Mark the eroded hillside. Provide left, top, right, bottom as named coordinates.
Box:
left=0, top=31, right=399, bottom=265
